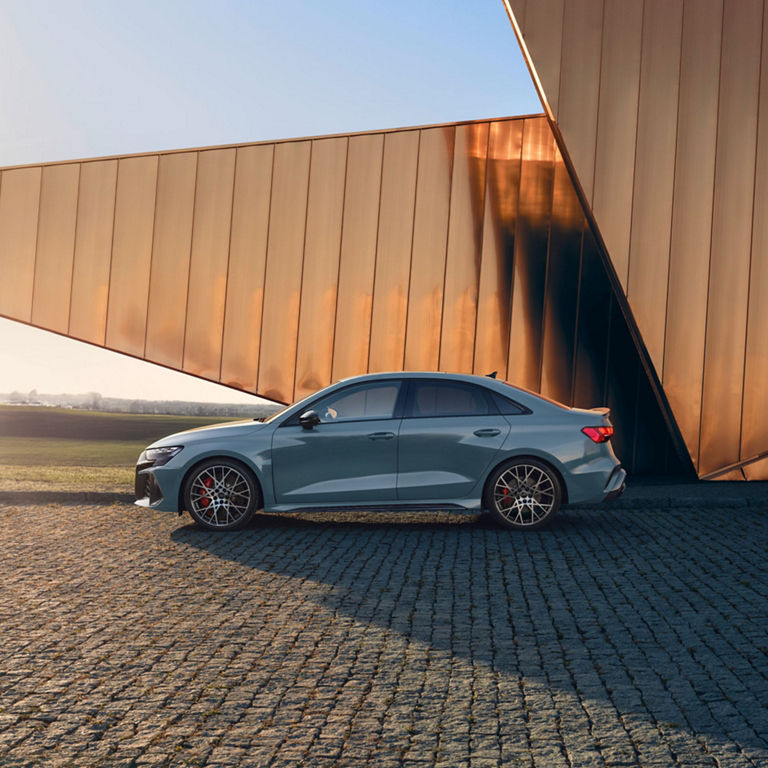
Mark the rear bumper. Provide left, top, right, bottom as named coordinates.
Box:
left=603, top=466, right=627, bottom=501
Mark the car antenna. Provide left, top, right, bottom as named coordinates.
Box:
left=486, top=371, right=498, bottom=379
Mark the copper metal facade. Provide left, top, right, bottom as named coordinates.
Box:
left=505, top=0, right=768, bottom=480
left=0, top=116, right=689, bottom=476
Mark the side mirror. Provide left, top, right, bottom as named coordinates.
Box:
left=299, top=409, right=321, bottom=430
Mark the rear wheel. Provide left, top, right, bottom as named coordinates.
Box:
left=184, top=459, right=258, bottom=530
left=485, top=458, right=561, bottom=530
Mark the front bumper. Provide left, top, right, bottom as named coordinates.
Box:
left=135, top=465, right=164, bottom=507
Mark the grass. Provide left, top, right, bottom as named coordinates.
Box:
left=0, top=406, right=243, bottom=495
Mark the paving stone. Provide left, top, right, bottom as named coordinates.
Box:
left=0, top=502, right=767, bottom=766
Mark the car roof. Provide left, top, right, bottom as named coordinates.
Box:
left=335, top=371, right=566, bottom=410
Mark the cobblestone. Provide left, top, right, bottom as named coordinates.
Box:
left=0, top=501, right=766, bottom=766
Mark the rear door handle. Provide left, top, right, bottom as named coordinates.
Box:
left=367, top=431, right=395, bottom=440
left=474, top=428, right=501, bottom=437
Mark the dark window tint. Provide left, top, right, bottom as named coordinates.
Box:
left=409, top=381, right=491, bottom=417
left=491, top=392, right=527, bottom=415
left=313, top=383, right=399, bottom=423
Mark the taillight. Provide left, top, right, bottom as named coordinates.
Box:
left=582, top=426, right=613, bottom=443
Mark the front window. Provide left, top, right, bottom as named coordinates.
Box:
left=308, top=382, right=400, bottom=423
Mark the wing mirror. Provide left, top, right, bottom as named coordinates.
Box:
left=299, top=409, right=321, bottom=430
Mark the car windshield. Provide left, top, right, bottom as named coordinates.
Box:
left=261, top=403, right=292, bottom=423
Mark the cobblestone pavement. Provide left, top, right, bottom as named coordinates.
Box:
left=1, top=500, right=767, bottom=767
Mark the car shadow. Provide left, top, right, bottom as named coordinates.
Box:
left=171, top=506, right=768, bottom=754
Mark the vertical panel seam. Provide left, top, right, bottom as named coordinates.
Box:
left=503, top=120, right=525, bottom=380
left=66, top=163, right=84, bottom=336
left=471, top=124, right=493, bottom=376
left=697, top=0, right=727, bottom=473
left=661, top=0, right=687, bottom=385
left=254, top=145, right=277, bottom=393
left=181, top=153, right=202, bottom=371
left=569, top=225, right=586, bottom=406
left=536, top=132, right=558, bottom=394
left=103, top=160, right=121, bottom=346
left=28, top=166, right=45, bottom=324
left=436, top=126, right=458, bottom=371
left=365, top=134, right=388, bottom=375
left=738, top=0, right=767, bottom=462
left=625, top=0, right=647, bottom=297
left=291, top=141, right=314, bottom=403
left=329, top=137, right=351, bottom=383
left=589, top=0, right=608, bottom=211
left=143, top=156, right=163, bottom=358
left=401, top=130, right=423, bottom=370
left=217, top=149, right=240, bottom=385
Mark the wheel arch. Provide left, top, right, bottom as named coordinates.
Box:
left=177, top=454, right=264, bottom=513
left=482, top=452, right=569, bottom=508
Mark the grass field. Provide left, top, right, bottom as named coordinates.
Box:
left=0, top=406, right=241, bottom=493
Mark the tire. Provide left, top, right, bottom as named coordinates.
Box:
left=484, top=458, right=562, bottom=530
left=183, top=458, right=258, bottom=531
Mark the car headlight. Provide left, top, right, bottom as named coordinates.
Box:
left=143, top=446, right=183, bottom=466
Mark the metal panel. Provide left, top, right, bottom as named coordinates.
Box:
left=183, top=148, right=236, bottom=380
left=0, top=167, right=41, bottom=322
left=743, top=457, right=768, bottom=482
left=219, top=144, right=274, bottom=393
left=331, top=133, right=383, bottom=382
left=403, top=127, right=454, bottom=371
left=741, top=3, right=768, bottom=465
left=105, top=156, right=158, bottom=357
left=556, top=0, right=603, bottom=203
left=662, top=0, right=723, bottom=470
left=591, top=0, right=643, bottom=290
left=31, top=164, right=80, bottom=333
left=540, top=152, right=583, bottom=405
left=473, top=120, right=522, bottom=378
left=514, top=0, right=564, bottom=117
left=506, top=118, right=554, bottom=389
left=368, top=130, right=420, bottom=373
left=294, top=137, right=348, bottom=400
left=439, top=122, right=489, bottom=373
left=145, top=152, right=198, bottom=369
left=69, top=160, right=118, bottom=344
left=257, top=141, right=311, bottom=403
left=626, top=0, right=683, bottom=372
left=699, top=0, right=763, bottom=476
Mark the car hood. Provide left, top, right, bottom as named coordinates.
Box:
left=149, top=419, right=268, bottom=448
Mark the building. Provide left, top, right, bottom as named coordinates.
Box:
left=1, top=1, right=765, bottom=479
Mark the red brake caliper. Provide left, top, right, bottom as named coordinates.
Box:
left=200, top=475, right=213, bottom=507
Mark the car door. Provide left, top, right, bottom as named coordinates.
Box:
left=271, top=380, right=403, bottom=505
left=397, top=379, right=510, bottom=500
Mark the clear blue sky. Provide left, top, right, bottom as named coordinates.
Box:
left=0, top=0, right=540, bottom=401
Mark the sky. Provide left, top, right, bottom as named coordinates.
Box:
left=0, top=0, right=541, bottom=402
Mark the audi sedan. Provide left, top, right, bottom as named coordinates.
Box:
left=135, top=372, right=626, bottom=531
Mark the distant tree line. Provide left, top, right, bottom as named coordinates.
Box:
left=0, top=389, right=280, bottom=419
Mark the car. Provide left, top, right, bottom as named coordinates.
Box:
left=135, top=372, right=626, bottom=531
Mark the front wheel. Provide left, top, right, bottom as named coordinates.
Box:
left=485, top=458, right=562, bottom=530
left=184, top=459, right=258, bottom=530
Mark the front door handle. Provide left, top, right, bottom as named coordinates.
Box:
left=474, top=428, right=501, bottom=437
left=367, top=431, right=395, bottom=441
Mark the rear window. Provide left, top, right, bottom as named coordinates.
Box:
left=491, top=392, right=528, bottom=415
left=409, top=381, right=491, bottom=417
left=502, top=381, right=568, bottom=410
